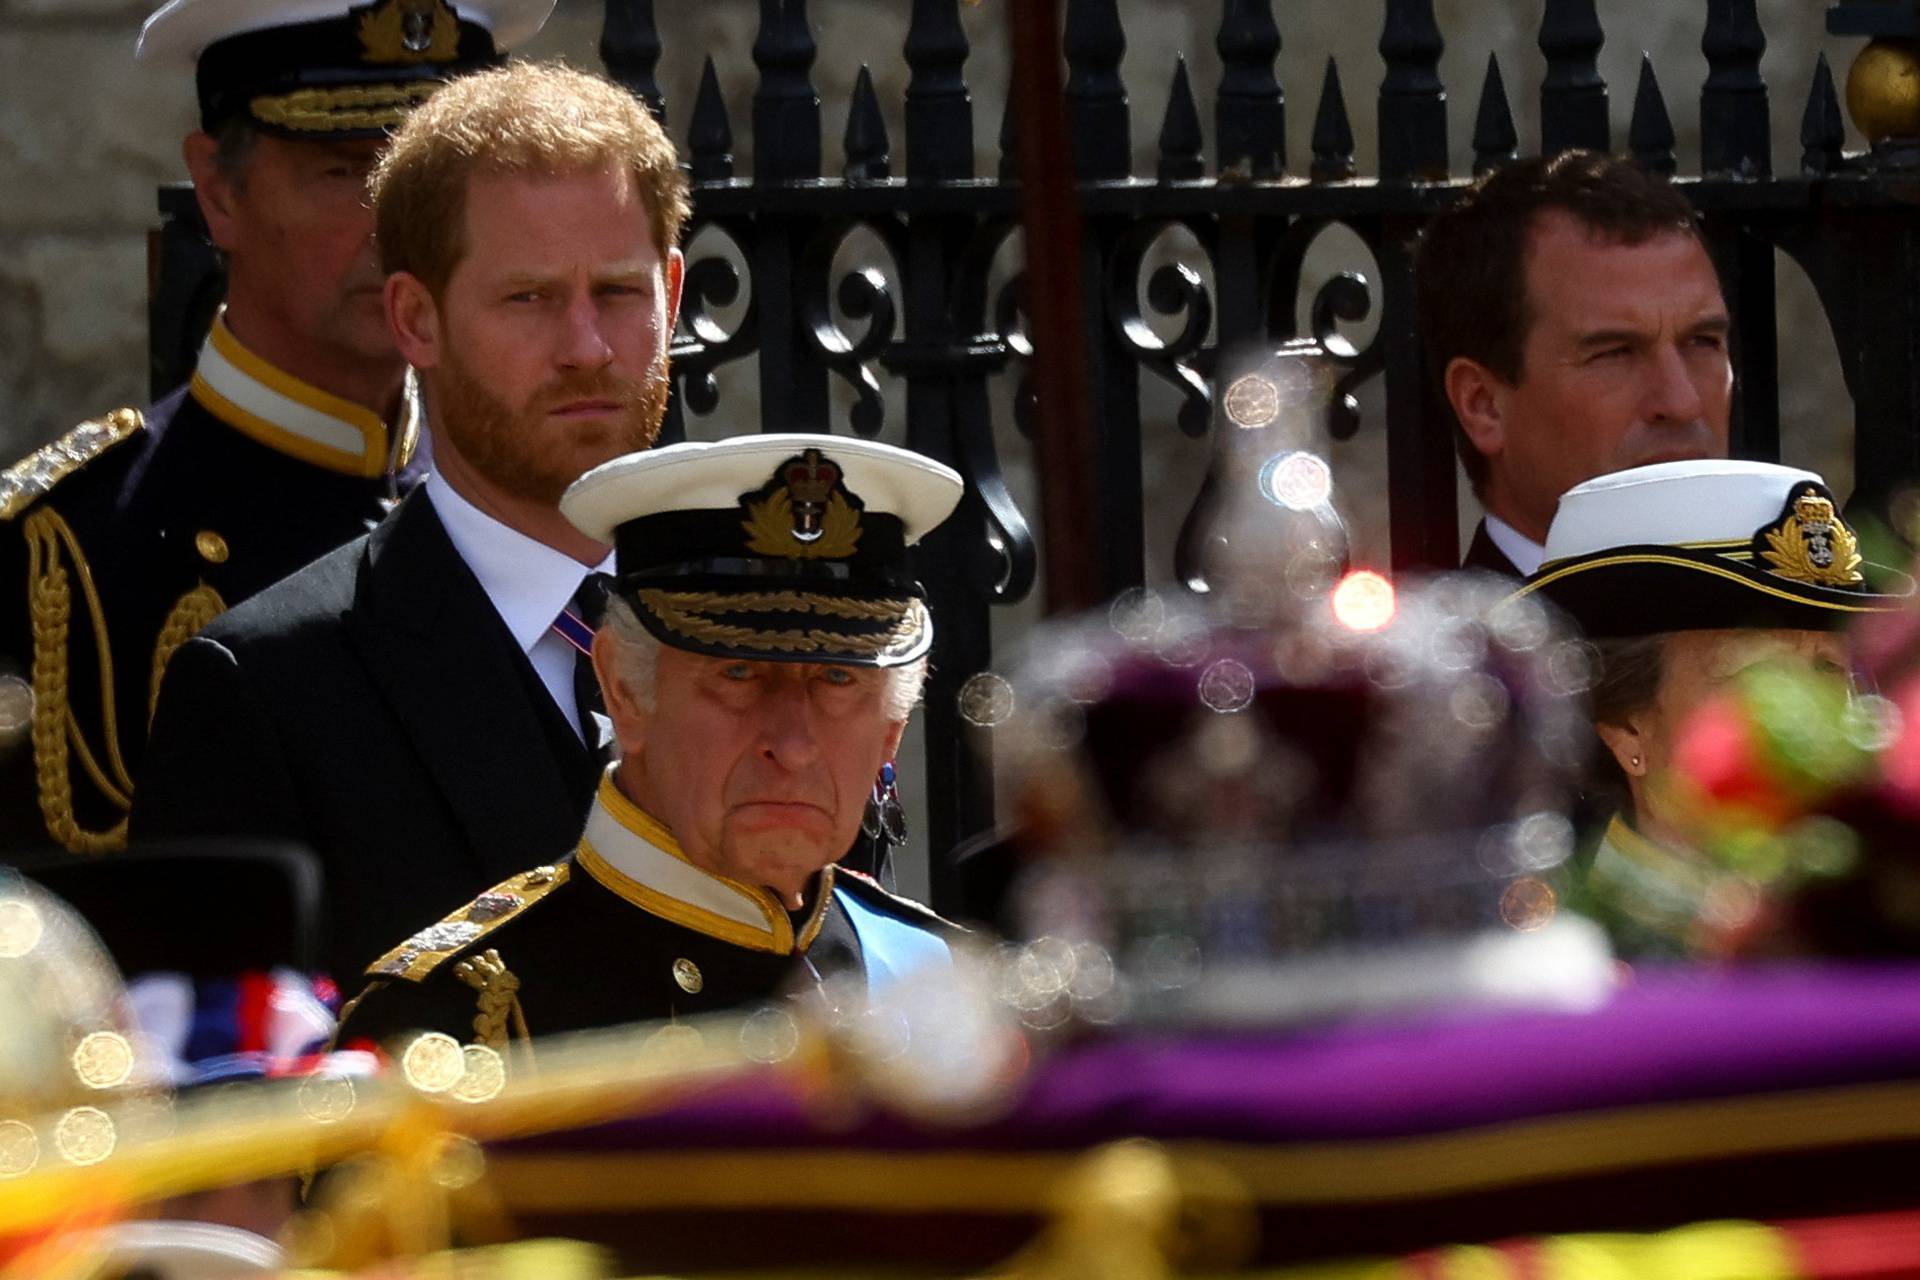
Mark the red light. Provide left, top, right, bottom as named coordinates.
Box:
left=1331, top=570, right=1395, bottom=632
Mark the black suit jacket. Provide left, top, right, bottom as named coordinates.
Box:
left=1462, top=519, right=1525, bottom=578
left=132, top=491, right=596, bottom=980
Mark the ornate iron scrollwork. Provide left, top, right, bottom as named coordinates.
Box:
left=669, top=219, right=759, bottom=426
left=946, top=217, right=1038, bottom=604
left=1266, top=218, right=1385, bottom=441
left=1108, top=220, right=1216, bottom=438
left=798, top=220, right=902, bottom=438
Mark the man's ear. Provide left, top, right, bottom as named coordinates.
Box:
left=385, top=272, right=442, bottom=371
left=880, top=716, right=906, bottom=764
left=1444, top=356, right=1508, bottom=463
left=663, top=247, right=686, bottom=338
left=591, top=629, right=648, bottom=759
left=1594, top=716, right=1652, bottom=779
left=183, top=132, right=241, bottom=253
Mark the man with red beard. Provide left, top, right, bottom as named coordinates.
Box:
left=131, top=63, right=688, bottom=981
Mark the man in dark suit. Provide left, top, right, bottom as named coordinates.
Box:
left=0, top=0, right=554, bottom=856
left=1414, top=152, right=1734, bottom=578
left=131, top=62, right=690, bottom=980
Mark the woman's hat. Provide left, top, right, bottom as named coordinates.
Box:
left=1514, top=459, right=1912, bottom=637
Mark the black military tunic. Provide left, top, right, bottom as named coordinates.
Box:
left=336, top=776, right=958, bottom=1054
left=0, top=313, right=417, bottom=854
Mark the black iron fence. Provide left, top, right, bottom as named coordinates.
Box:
left=152, top=0, right=1920, bottom=911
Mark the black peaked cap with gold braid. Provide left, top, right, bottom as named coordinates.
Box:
left=561, top=435, right=965, bottom=669
left=137, top=0, right=554, bottom=138
left=1514, top=460, right=1912, bottom=638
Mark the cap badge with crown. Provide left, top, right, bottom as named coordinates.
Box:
left=1760, top=486, right=1863, bottom=588
left=358, top=0, right=460, bottom=62
left=741, top=447, right=864, bottom=559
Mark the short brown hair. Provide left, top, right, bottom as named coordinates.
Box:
left=371, top=61, right=690, bottom=296
left=1414, top=152, right=1707, bottom=494
left=1586, top=633, right=1667, bottom=807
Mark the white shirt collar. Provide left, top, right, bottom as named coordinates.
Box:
left=424, top=471, right=614, bottom=656
left=1484, top=513, right=1547, bottom=577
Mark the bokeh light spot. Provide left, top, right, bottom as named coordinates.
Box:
left=740, top=1007, right=802, bottom=1064
left=428, top=1135, right=488, bottom=1190
left=400, top=1032, right=465, bottom=1094
left=1331, top=570, right=1396, bottom=632
left=1223, top=373, right=1280, bottom=428
left=1545, top=640, right=1599, bottom=696
left=0, top=1121, right=37, bottom=1178
left=1109, top=587, right=1167, bottom=644
left=298, top=1073, right=357, bottom=1124
left=1449, top=674, right=1511, bottom=730
left=54, top=1106, right=115, bottom=1166
left=1498, top=878, right=1557, bottom=932
left=0, top=676, right=30, bottom=741
left=452, top=1044, right=507, bottom=1104
left=957, top=672, right=1016, bottom=728
left=1198, top=659, right=1257, bottom=713
left=1259, top=451, right=1333, bottom=511
left=71, top=1031, right=134, bottom=1090
left=0, top=900, right=42, bottom=959
left=1842, top=693, right=1902, bottom=753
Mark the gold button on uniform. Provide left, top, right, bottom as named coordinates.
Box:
left=194, top=530, right=230, bottom=564
left=672, top=957, right=703, bottom=994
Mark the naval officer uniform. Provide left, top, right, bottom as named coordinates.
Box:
left=335, top=433, right=966, bottom=1056
left=0, top=315, right=420, bottom=854
left=0, top=0, right=556, bottom=855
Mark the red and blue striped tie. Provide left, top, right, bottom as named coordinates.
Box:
left=553, top=573, right=612, bottom=747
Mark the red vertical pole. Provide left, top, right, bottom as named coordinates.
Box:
left=1008, top=0, right=1102, bottom=614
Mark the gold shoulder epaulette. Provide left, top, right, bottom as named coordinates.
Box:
left=0, top=409, right=144, bottom=521
left=365, top=862, right=570, bottom=984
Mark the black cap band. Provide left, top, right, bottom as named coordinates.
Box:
left=195, top=0, right=500, bottom=137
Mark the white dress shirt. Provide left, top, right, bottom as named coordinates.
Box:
left=425, top=472, right=614, bottom=742
left=1484, top=513, right=1547, bottom=577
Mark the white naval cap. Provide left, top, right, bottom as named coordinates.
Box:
left=1518, top=458, right=1910, bottom=638
left=563, top=434, right=963, bottom=549
left=138, top=0, right=556, bottom=65
left=562, top=434, right=965, bottom=668
left=1541, top=459, right=1830, bottom=565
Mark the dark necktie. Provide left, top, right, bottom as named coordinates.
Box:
left=551, top=572, right=613, bottom=750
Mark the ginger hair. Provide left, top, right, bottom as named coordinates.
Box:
left=371, top=60, right=690, bottom=296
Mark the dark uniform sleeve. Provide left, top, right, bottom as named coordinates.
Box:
left=131, top=633, right=304, bottom=844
